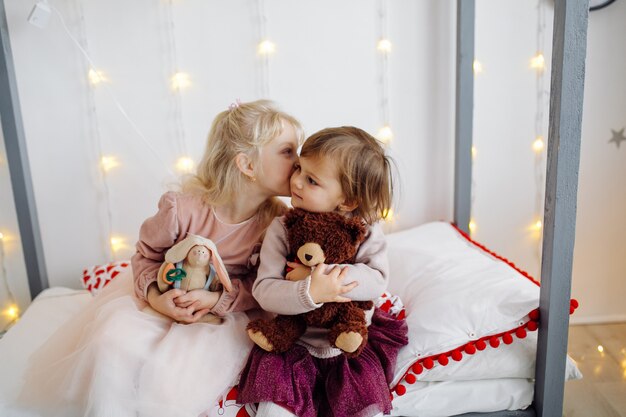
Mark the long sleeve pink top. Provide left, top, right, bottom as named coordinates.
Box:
left=131, top=191, right=267, bottom=315
left=251, top=215, right=389, bottom=357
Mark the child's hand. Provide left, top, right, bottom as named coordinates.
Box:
left=308, top=263, right=358, bottom=304
left=147, top=285, right=210, bottom=323
left=286, top=262, right=311, bottom=281
left=175, top=289, right=221, bottom=311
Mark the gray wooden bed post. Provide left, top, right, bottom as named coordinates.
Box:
left=0, top=0, right=49, bottom=298
left=454, top=0, right=474, bottom=235
left=534, top=0, right=588, bottom=416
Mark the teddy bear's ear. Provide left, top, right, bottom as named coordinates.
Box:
left=284, top=208, right=307, bottom=229
left=343, top=217, right=367, bottom=244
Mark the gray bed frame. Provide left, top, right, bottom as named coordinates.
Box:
left=0, top=1, right=589, bottom=416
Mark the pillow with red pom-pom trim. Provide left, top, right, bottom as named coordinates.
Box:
left=385, top=222, right=580, bottom=395
left=82, top=261, right=130, bottom=295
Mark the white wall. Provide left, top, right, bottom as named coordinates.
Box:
left=1, top=0, right=624, bottom=324
left=0, top=0, right=455, bottom=313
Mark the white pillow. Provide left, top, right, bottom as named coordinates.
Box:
left=385, top=222, right=580, bottom=391
left=389, top=377, right=534, bottom=417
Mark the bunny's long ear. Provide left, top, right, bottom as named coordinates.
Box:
left=165, top=236, right=200, bottom=263
left=204, top=239, right=232, bottom=292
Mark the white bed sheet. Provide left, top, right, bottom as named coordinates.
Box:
left=0, top=287, right=536, bottom=417
left=0, top=287, right=92, bottom=412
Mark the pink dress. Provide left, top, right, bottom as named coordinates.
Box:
left=17, top=192, right=267, bottom=417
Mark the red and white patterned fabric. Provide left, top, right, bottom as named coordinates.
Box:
left=201, top=386, right=257, bottom=417
left=375, top=291, right=406, bottom=321
left=81, top=261, right=130, bottom=295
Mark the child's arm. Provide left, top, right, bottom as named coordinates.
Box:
left=252, top=218, right=356, bottom=315
left=131, top=192, right=179, bottom=302
left=146, top=283, right=211, bottom=322
left=206, top=274, right=261, bottom=316
left=331, top=222, right=389, bottom=301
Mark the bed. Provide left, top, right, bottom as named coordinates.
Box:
left=0, top=0, right=590, bottom=416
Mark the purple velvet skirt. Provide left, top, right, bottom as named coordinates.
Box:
left=237, top=308, right=408, bottom=417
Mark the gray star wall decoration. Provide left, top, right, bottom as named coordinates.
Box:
left=608, top=128, right=626, bottom=149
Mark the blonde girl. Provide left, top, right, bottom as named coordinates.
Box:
left=18, top=100, right=311, bottom=417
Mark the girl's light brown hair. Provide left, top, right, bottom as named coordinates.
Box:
left=300, top=126, right=393, bottom=224
left=183, top=100, right=303, bottom=228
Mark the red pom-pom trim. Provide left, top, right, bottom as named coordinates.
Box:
left=423, top=358, right=434, bottom=369
left=570, top=299, right=579, bottom=309
left=395, top=385, right=406, bottom=396
left=502, top=333, right=513, bottom=345
left=489, top=336, right=500, bottom=348
left=516, top=327, right=527, bottom=339
left=476, top=340, right=487, bottom=351
left=451, top=350, right=463, bottom=361
left=438, top=354, right=449, bottom=366
left=527, top=321, right=538, bottom=331
left=411, top=363, right=423, bottom=374
left=529, top=309, right=540, bottom=321
left=405, top=374, right=417, bottom=384
left=465, top=343, right=476, bottom=355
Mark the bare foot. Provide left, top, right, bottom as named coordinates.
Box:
left=335, top=331, right=364, bottom=353
left=247, top=329, right=274, bottom=352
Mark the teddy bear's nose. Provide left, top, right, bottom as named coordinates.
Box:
left=305, top=254, right=312, bottom=262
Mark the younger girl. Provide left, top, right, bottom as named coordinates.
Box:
left=237, top=126, right=409, bottom=417
left=17, top=100, right=305, bottom=417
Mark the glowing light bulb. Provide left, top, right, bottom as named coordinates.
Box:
left=377, top=126, right=393, bottom=144
left=471, top=146, right=477, bottom=159
left=257, top=40, right=276, bottom=55
left=377, top=39, right=392, bottom=53
left=383, top=208, right=394, bottom=221
left=530, top=53, right=545, bottom=70
left=533, top=220, right=543, bottom=231
left=171, top=72, right=191, bottom=90
left=100, top=156, right=119, bottom=172
left=110, top=236, right=126, bottom=252
left=0, top=232, right=4, bottom=240
left=176, top=157, right=194, bottom=173
left=88, top=68, right=106, bottom=85
left=473, top=60, right=483, bottom=74
left=533, top=137, right=545, bottom=152
left=5, top=305, right=19, bottom=320
left=469, top=220, right=477, bottom=233
left=598, top=345, right=604, bottom=353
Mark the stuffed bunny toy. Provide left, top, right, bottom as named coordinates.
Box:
left=143, top=234, right=232, bottom=324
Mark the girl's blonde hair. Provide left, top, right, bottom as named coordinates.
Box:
left=300, top=126, right=393, bottom=225
left=183, top=100, right=304, bottom=228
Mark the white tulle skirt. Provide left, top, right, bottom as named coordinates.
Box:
left=15, top=269, right=253, bottom=417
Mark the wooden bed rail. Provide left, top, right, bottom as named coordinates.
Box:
left=0, top=0, right=48, bottom=299
left=454, top=0, right=589, bottom=416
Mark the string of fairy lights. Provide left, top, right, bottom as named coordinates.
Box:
left=256, top=0, right=273, bottom=98
left=469, top=0, right=549, bottom=265
left=532, top=0, right=548, bottom=263
left=165, top=0, right=192, bottom=173
left=74, top=0, right=114, bottom=262
left=0, top=232, right=19, bottom=332
left=376, top=0, right=395, bottom=225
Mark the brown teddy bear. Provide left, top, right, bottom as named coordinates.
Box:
left=247, top=209, right=374, bottom=357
